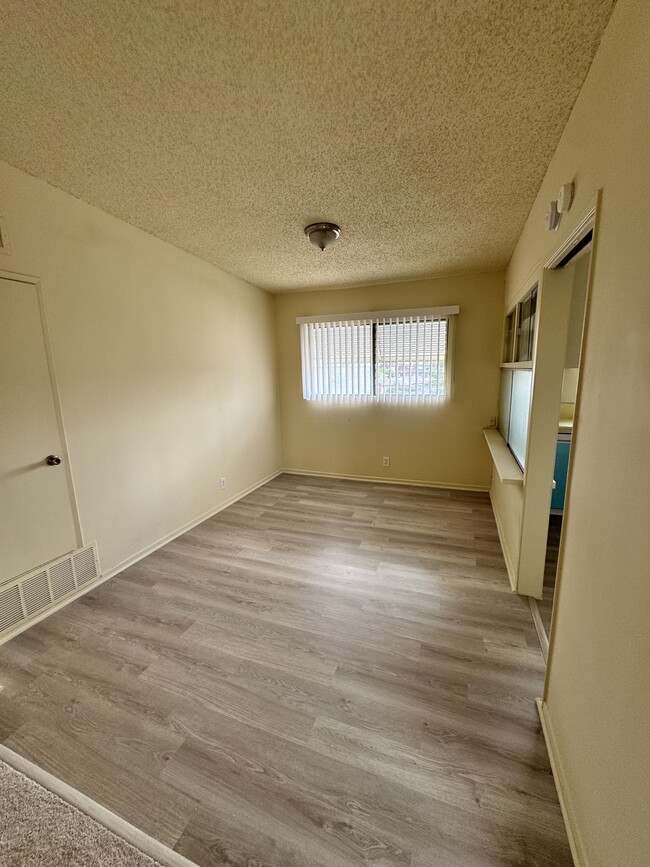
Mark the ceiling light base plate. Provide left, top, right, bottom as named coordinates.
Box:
left=304, top=222, right=341, bottom=251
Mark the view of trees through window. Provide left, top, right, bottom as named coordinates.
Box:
left=375, top=320, right=447, bottom=399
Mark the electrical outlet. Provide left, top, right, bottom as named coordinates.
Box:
left=220, top=477, right=227, bottom=490
left=382, top=456, right=390, bottom=467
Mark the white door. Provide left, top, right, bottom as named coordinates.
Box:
left=0, top=277, right=79, bottom=582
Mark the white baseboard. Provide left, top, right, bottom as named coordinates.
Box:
left=488, top=489, right=518, bottom=592
left=528, top=597, right=549, bottom=661
left=0, top=470, right=282, bottom=648
left=0, top=743, right=199, bottom=867
left=536, top=698, right=586, bottom=867
left=102, top=469, right=283, bottom=581
left=281, top=468, right=489, bottom=493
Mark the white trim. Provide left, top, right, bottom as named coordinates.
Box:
left=488, top=489, right=518, bottom=592
left=500, top=361, right=534, bottom=370
left=0, top=743, right=199, bottom=867
left=544, top=196, right=600, bottom=698
left=544, top=206, right=596, bottom=270
left=295, top=305, right=459, bottom=325
left=516, top=265, right=573, bottom=597
left=536, top=698, right=588, bottom=867
left=483, top=429, right=524, bottom=485
left=528, top=597, right=549, bottom=661
left=445, top=312, right=456, bottom=399
left=101, top=470, right=283, bottom=581
left=281, top=468, right=489, bottom=492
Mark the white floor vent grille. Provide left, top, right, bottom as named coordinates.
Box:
left=50, top=559, right=76, bottom=597
left=0, top=585, right=23, bottom=633
left=73, top=547, right=98, bottom=585
left=0, top=543, right=101, bottom=643
left=22, top=571, right=51, bottom=617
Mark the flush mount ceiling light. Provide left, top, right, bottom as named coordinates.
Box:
left=304, top=222, right=341, bottom=252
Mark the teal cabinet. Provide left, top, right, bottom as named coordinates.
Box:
left=551, top=438, right=571, bottom=511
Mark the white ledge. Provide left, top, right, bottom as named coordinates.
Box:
left=483, top=429, right=524, bottom=485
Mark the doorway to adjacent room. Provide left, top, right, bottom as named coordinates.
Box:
left=531, top=236, right=592, bottom=655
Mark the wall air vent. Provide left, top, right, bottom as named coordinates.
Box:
left=0, top=585, right=23, bottom=633
left=0, top=542, right=102, bottom=644
left=22, top=571, right=51, bottom=618
left=73, top=546, right=99, bottom=585
left=50, top=559, right=76, bottom=597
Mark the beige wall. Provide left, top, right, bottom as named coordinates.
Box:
left=489, top=477, right=523, bottom=586
left=0, top=162, right=282, bottom=576
left=275, top=273, right=504, bottom=489
left=504, top=0, right=650, bottom=862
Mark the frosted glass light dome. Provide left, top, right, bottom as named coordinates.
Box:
left=304, top=222, right=341, bottom=251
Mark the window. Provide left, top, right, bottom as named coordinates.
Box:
left=299, top=320, right=374, bottom=400
left=498, top=284, right=538, bottom=469
left=515, top=286, right=537, bottom=363
left=502, top=285, right=538, bottom=364
left=298, top=306, right=458, bottom=402
left=503, top=309, right=516, bottom=363
left=498, top=367, right=534, bottom=471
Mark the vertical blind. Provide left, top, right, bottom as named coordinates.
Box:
left=298, top=307, right=458, bottom=402
left=300, top=319, right=373, bottom=400
left=375, top=317, right=448, bottom=401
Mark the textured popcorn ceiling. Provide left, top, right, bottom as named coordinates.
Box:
left=0, top=0, right=615, bottom=292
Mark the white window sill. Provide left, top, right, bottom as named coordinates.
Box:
left=483, top=428, right=524, bottom=485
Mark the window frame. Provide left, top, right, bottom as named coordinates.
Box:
left=297, top=306, right=459, bottom=403
left=498, top=285, right=538, bottom=469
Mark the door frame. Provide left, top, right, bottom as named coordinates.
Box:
left=0, top=268, right=84, bottom=554
left=515, top=262, right=574, bottom=597
left=532, top=196, right=599, bottom=662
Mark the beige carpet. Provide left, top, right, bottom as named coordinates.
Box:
left=0, top=747, right=197, bottom=867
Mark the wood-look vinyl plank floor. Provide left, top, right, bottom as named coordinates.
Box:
left=0, top=474, right=571, bottom=865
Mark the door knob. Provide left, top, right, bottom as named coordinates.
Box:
left=45, top=455, right=62, bottom=466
